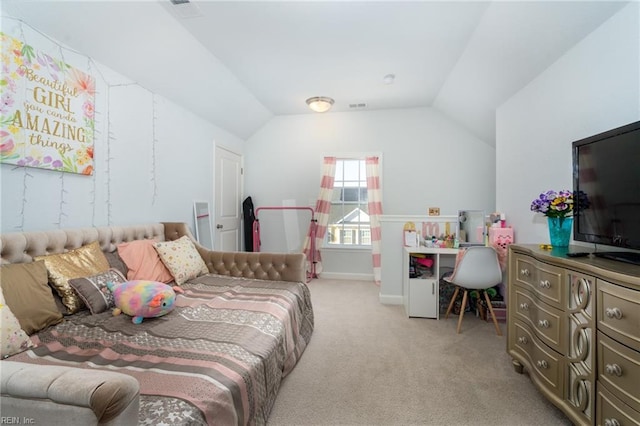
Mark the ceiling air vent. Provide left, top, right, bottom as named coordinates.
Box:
left=168, top=0, right=203, bottom=18
left=349, top=103, right=367, bottom=109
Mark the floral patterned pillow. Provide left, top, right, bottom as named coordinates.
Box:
left=1, top=287, right=35, bottom=359
left=154, top=236, right=209, bottom=286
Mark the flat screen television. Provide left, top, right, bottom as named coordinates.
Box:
left=572, top=120, right=640, bottom=266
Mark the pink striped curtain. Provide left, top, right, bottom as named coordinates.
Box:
left=366, top=156, right=383, bottom=285
left=303, top=156, right=336, bottom=275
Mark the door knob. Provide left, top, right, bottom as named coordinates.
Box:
left=605, top=307, right=623, bottom=319
left=539, top=280, right=551, bottom=289
left=216, top=224, right=223, bottom=229
left=538, top=319, right=550, bottom=328
left=605, top=364, right=623, bottom=377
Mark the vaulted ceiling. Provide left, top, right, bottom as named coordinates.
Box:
left=1, top=1, right=628, bottom=144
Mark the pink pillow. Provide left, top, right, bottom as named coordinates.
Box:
left=117, top=240, right=174, bottom=283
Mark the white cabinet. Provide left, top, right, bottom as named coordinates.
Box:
left=403, top=247, right=458, bottom=319
left=407, top=278, right=438, bottom=318
left=379, top=215, right=458, bottom=305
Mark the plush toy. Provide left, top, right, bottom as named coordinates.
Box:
left=107, top=280, right=184, bottom=324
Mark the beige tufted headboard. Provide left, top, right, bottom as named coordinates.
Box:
left=0, top=223, right=166, bottom=265
left=0, top=222, right=307, bottom=283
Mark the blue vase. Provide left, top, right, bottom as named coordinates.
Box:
left=547, top=216, right=573, bottom=247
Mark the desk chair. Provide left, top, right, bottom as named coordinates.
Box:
left=444, top=246, right=503, bottom=335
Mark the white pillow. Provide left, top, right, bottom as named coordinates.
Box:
left=154, top=236, right=209, bottom=285
left=1, top=287, right=35, bottom=359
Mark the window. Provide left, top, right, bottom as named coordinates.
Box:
left=326, top=159, right=371, bottom=247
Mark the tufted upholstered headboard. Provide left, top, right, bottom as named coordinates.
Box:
left=0, top=223, right=167, bottom=265
left=0, top=222, right=307, bottom=283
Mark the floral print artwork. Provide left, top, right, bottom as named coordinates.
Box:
left=0, top=32, right=95, bottom=175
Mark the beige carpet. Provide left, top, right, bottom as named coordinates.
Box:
left=267, top=279, right=572, bottom=426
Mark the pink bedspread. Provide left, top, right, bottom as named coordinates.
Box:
left=9, top=274, right=314, bottom=425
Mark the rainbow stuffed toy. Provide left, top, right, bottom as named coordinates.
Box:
left=107, top=280, right=184, bottom=324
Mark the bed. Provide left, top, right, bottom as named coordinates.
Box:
left=0, top=222, right=314, bottom=425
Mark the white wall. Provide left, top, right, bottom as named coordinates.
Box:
left=8, top=4, right=634, bottom=277
left=244, top=107, right=496, bottom=278
left=496, top=3, right=640, bottom=246
left=0, top=17, right=244, bottom=236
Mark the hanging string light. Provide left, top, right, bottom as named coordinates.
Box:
left=151, top=93, right=158, bottom=205
left=5, top=16, right=163, bottom=229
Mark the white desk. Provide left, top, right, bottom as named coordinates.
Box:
left=402, top=246, right=459, bottom=319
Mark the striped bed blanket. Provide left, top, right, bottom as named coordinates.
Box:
left=9, top=274, right=314, bottom=425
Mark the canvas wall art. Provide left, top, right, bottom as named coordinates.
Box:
left=0, top=32, right=95, bottom=175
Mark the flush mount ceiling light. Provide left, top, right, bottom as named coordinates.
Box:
left=383, top=73, right=395, bottom=84
left=306, top=96, right=334, bottom=113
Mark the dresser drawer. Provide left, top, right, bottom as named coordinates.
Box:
left=598, top=332, right=640, bottom=413
left=536, top=261, right=565, bottom=308
left=514, top=287, right=564, bottom=354
left=513, top=254, right=564, bottom=309
left=597, top=382, right=640, bottom=426
left=511, top=320, right=563, bottom=399
left=514, top=255, right=537, bottom=287
left=597, top=280, right=640, bottom=352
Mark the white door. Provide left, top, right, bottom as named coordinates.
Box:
left=215, top=146, right=242, bottom=251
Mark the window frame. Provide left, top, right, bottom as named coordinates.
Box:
left=323, top=154, right=381, bottom=250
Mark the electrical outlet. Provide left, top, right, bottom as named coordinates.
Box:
left=428, top=207, right=440, bottom=216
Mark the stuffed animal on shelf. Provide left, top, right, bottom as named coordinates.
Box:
left=107, top=280, right=184, bottom=324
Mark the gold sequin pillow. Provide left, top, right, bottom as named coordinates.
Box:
left=154, top=236, right=208, bottom=286
left=35, top=241, right=110, bottom=314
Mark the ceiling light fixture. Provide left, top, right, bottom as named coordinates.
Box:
left=383, top=73, right=395, bottom=85
left=306, top=96, right=334, bottom=113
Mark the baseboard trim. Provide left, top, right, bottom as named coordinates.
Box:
left=318, top=272, right=374, bottom=281
left=313, top=273, right=403, bottom=306
left=379, top=294, right=403, bottom=305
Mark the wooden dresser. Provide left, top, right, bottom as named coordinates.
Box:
left=507, top=245, right=640, bottom=426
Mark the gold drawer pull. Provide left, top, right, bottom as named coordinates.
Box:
left=539, top=280, right=551, bottom=289
left=520, top=268, right=530, bottom=277
left=536, top=360, right=549, bottom=369
left=518, top=336, right=528, bottom=345
left=605, top=307, right=623, bottom=320
left=604, top=418, right=621, bottom=426
left=538, top=319, right=550, bottom=328
left=605, top=364, right=623, bottom=377
left=519, top=303, right=529, bottom=311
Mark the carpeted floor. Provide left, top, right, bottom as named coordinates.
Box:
left=267, top=278, right=572, bottom=426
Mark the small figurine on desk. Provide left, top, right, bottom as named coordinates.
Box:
left=403, top=222, right=418, bottom=247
